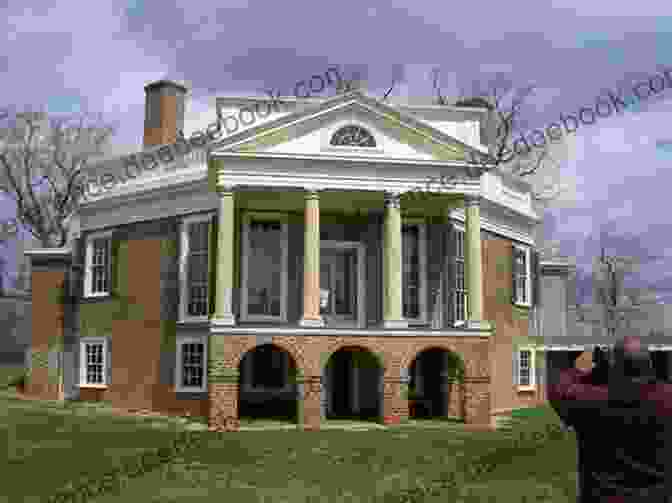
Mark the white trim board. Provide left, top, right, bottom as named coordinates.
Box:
left=209, top=326, right=492, bottom=337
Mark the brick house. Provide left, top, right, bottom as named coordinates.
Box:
left=24, top=80, right=561, bottom=430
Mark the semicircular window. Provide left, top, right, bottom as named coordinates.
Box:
left=329, top=125, right=376, bottom=147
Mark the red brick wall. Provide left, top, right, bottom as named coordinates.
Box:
left=483, top=238, right=545, bottom=415
left=208, top=334, right=492, bottom=431
left=77, top=238, right=204, bottom=418
left=26, top=270, right=66, bottom=399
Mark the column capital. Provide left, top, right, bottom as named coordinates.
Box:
left=464, top=195, right=481, bottom=208
left=304, top=188, right=320, bottom=201
left=216, top=184, right=236, bottom=195
left=384, top=191, right=401, bottom=209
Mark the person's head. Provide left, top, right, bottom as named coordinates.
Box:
left=612, top=336, right=653, bottom=380
left=593, top=345, right=610, bottom=368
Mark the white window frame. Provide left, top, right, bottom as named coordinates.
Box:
left=175, top=336, right=208, bottom=393
left=517, top=347, right=536, bottom=390
left=402, top=219, right=427, bottom=325
left=513, top=244, right=532, bottom=307
left=84, top=229, right=113, bottom=298
left=452, top=224, right=468, bottom=326
left=179, top=213, right=214, bottom=323
left=241, top=212, right=289, bottom=322
left=79, top=337, right=108, bottom=388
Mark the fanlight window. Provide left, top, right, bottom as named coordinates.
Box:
left=329, top=125, right=376, bottom=147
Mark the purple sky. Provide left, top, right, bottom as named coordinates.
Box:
left=1, top=1, right=671, bottom=303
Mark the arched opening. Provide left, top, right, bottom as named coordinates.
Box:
left=238, top=344, right=298, bottom=422
left=323, top=346, right=383, bottom=421
left=408, top=348, right=464, bottom=419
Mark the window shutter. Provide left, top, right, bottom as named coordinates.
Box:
left=106, top=338, right=112, bottom=386
left=209, top=215, right=218, bottom=316
left=535, top=351, right=543, bottom=387
left=511, top=245, right=517, bottom=304
left=513, top=350, right=519, bottom=385
left=109, top=235, right=119, bottom=295
left=446, top=224, right=456, bottom=326
left=532, top=250, right=541, bottom=307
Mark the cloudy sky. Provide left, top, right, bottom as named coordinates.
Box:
left=0, top=0, right=670, bottom=304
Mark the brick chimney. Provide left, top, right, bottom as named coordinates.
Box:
left=143, top=80, right=188, bottom=148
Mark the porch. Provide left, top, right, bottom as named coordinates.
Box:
left=209, top=186, right=492, bottom=333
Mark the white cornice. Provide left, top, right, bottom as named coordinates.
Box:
left=208, top=325, right=491, bottom=337
left=216, top=167, right=482, bottom=196
left=213, top=151, right=485, bottom=168
left=449, top=207, right=534, bottom=245
left=79, top=166, right=208, bottom=212
left=25, top=248, right=72, bottom=257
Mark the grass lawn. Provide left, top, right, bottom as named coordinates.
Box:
left=0, top=388, right=193, bottom=502
left=0, top=365, right=25, bottom=388
left=0, top=384, right=579, bottom=502
left=90, top=406, right=579, bottom=503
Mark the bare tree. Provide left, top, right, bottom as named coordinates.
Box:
left=431, top=68, right=569, bottom=204
left=0, top=109, right=116, bottom=247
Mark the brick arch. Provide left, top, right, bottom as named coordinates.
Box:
left=232, top=341, right=306, bottom=376
left=320, top=343, right=386, bottom=374
left=401, top=343, right=463, bottom=373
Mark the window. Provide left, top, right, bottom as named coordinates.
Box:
left=241, top=213, right=288, bottom=322
left=180, top=214, right=213, bottom=321
left=79, top=338, right=107, bottom=387
left=517, top=348, right=535, bottom=388
left=84, top=230, right=113, bottom=297
left=329, top=125, right=376, bottom=147
left=513, top=244, right=531, bottom=306
left=402, top=222, right=427, bottom=322
left=176, top=338, right=207, bottom=392
left=453, top=226, right=468, bottom=325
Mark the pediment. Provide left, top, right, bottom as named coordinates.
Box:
left=210, top=93, right=486, bottom=164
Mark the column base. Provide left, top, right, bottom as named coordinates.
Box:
left=211, top=315, right=237, bottom=329
left=382, top=319, right=409, bottom=329
left=464, top=320, right=492, bottom=330
left=299, top=317, right=325, bottom=328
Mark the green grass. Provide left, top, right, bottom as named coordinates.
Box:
left=0, top=388, right=192, bottom=502
left=0, top=365, right=25, bottom=388
left=90, top=406, right=578, bottom=503
left=0, top=387, right=579, bottom=503
left=90, top=428, right=510, bottom=503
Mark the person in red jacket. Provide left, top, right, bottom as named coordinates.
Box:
left=548, top=335, right=672, bottom=502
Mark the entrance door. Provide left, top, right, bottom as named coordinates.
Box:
left=320, top=247, right=358, bottom=326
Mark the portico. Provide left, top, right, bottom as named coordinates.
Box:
left=208, top=180, right=492, bottom=334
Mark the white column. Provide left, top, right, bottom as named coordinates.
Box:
left=464, top=195, right=490, bottom=330
left=213, top=184, right=236, bottom=326
left=300, top=189, right=324, bottom=327
left=382, top=191, right=408, bottom=329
